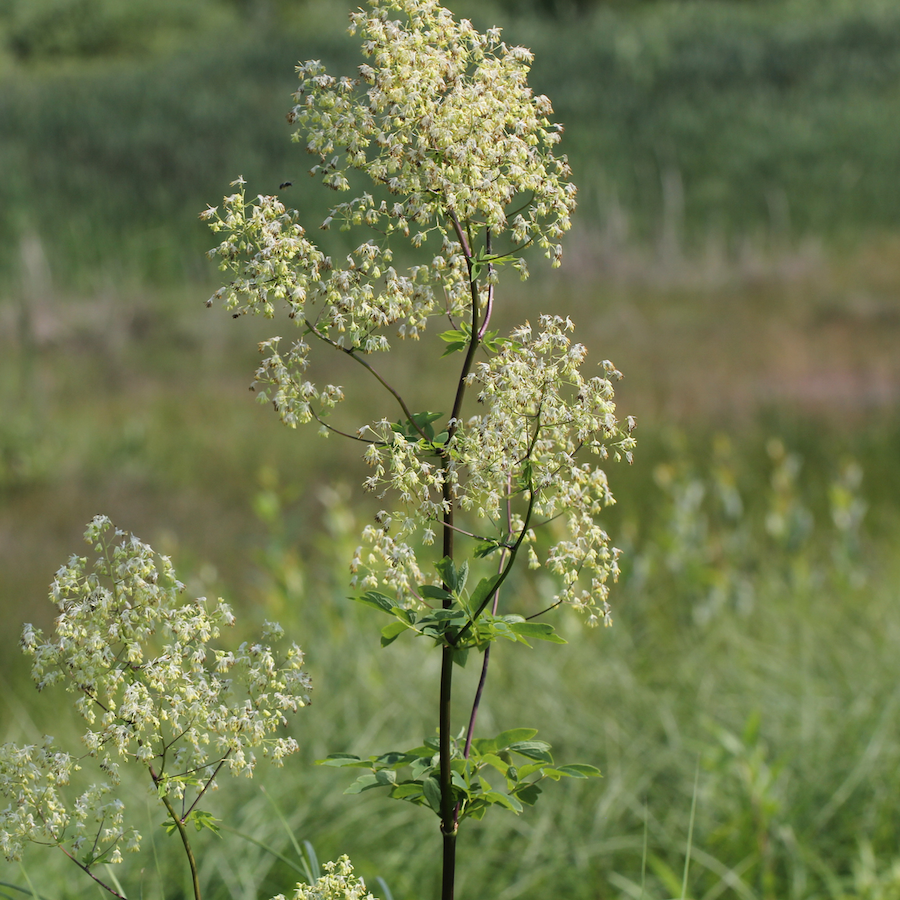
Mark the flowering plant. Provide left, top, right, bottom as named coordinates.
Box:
left=274, top=856, right=377, bottom=900
left=202, top=1, right=635, bottom=897
left=1, top=2, right=635, bottom=899
left=0, top=516, right=310, bottom=900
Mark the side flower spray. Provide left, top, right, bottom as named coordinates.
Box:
left=0, top=517, right=310, bottom=900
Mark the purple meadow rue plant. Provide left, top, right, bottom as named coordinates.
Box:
left=203, top=1, right=636, bottom=897
left=1, top=2, right=636, bottom=899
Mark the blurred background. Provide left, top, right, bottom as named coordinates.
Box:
left=2, top=0, right=900, bottom=898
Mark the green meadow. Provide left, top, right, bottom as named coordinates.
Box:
left=2, top=0, right=900, bottom=897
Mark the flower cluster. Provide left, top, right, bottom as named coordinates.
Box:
left=354, top=316, right=635, bottom=621
left=203, top=0, right=632, bottom=626
left=201, top=0, right=577, bottom=419
left=460, top=315, right=634, bottom=621
left=273, top=856, right=378, bottom=900
left=0, top=738, right=138, bottom=864
left=295, top=0, right=575, bottom=248
left=0, top=516, right=310, bottom=864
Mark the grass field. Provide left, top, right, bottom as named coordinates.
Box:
left=3, top=0, right=900, bottom=897
left=4, top=244, right=900, bottom=898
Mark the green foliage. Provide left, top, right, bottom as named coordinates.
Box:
left=520, top=0, right=900, bottom=244
left=3, top=0, right=900, bottom=286
left=0, top=0, right=316, bottom=64
left=161, top=809, right=223, bottom=838
left=6, top=414, right=900, bottom=898
left=2, top=0, right=225, bottom=62
left=0, top=24, right=355, bottom=285
left=320, top=728, right=598, bottom=822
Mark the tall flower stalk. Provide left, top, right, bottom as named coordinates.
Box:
left=203, top=1, right=635, bottom=896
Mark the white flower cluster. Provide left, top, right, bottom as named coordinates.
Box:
left=0, top=737, right=137, bottom=863
left=0, top=515, right=310, bottom=863
left=355, top=316, right=636, bottom=621
left=201, top=0, right=576, bottom=406
left=272, top=855, right=378, bottom=900
left=299, top=0, right=574, bottom=249
left=461, top=316, right=634, bottom=621
left=202, top=0, right=633, bottom=625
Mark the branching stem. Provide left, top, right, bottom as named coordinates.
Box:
left=438, top=208, right=486, bottom=900
left=304, top=319, right=431, bottom=442
left=183, top=752, right=230, bottom=822
left=57, top=846, right=129, bottom=900
left=160, top=794, right=202, bottom=900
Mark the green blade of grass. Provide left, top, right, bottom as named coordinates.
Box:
left=682, top=757, right=700, bottom=900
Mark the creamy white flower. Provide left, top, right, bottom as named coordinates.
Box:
left=204, top=0, right=633, bottom=623
left=1, top=517, right=312, bottom=866
left=277, top=855, right=378, bottom=900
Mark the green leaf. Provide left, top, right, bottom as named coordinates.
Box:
left=355, top=591, right=395, bottom=614
left=420, top=585, right=454, bottom=603
left=189, top=810, right=222, bottom=836
left=451, top=646, right=469, bottom=668
left=480, top=753, right=510, bottom=774
left=456, top=559, right=469, bottom=595
left=509, top=621, right=567, bottom=644
left=494, top=728, right=538, bottom=750
left=381, top=620, right=409, bottom=647
left=515, top=783, right=543, bottom=806
left=415, top=609, right=468, bottom=643
left=509, top=741, right=553, bottom=763
left=438, top=328, right=468, bottom=343
left=482, top=332, right=513, bottom=354
left=412, top=411, right=442, bottom=439
left=428, top=608, right=468, bottom=621
left=469, top=573, right=503, bottom=616
left=441, top=341, right=467, bottom=357
left=486, top=617, right=515, bottom=640
left=394, top=410, right=443, bottom=441
left=410, top=756, right=435, bottom=780
left=557, top=764, right=602, bottom=778
left=423, top=776, right=442, bottom=814
left=470, top=737, right=496, bottom=755
left=473, top=539, right=501, bottom=559
left=390, top=783, right=424, bottom=801
left=317, top=754, right=365, bottom=768
left=435, top=557, right=459, bottom=592
left=373, top=751, right=416, bottom=767
left=451, top=770, right=469, bottom=794
left=344, top=775, right=375, bottom=794
left=345, top=770, right=397, bottom=794
left=484, top=790, right=523, bottom=813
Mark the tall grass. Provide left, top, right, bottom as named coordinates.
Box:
left=3, top=0, right=900, bottom=286
left=5, top=417, right=900, bottom=899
